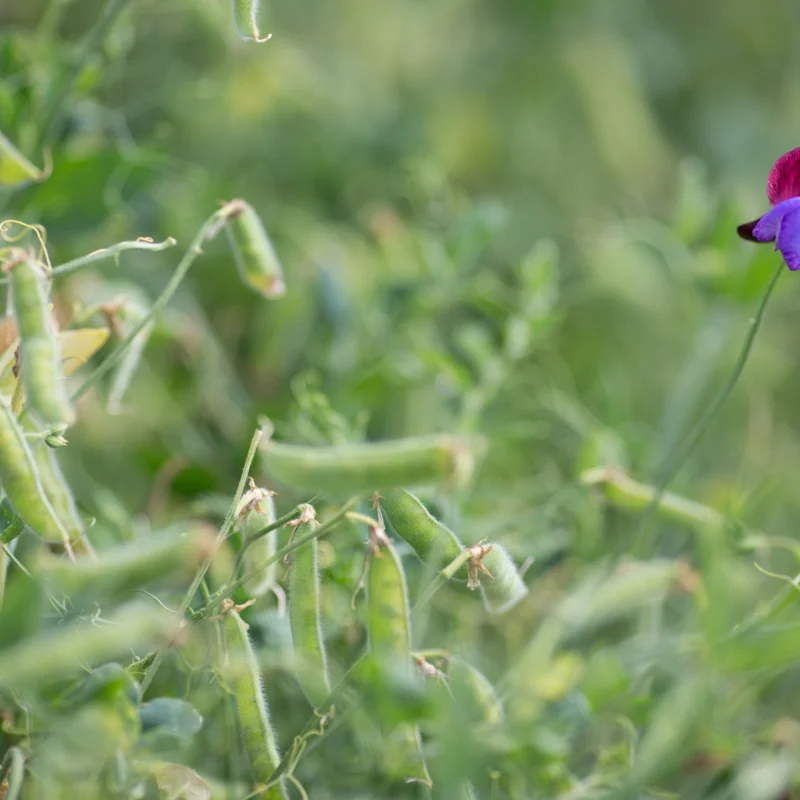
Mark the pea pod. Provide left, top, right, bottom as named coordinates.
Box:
left=223, top=199, right=284, bottom=297
left=231, top=0, right=271, bottom=42
left=367, top=537, right=431, bottom=787
left=236, top=483, right=279, bottom=598
left=222, top=606, right=287, bottom=798
left=0, top=395, right=71, bottom=545
left=288, top=507, right=331, bottom=706
left=479, top=544, right=528, bottom=614
left=262, top=435, right=483, bottom=495
left=9, top=251, right=73, bottom=430
left=380, top=489, right=467, bottom=578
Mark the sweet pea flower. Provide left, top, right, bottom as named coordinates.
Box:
left=738, top=147, right=800, bottom=270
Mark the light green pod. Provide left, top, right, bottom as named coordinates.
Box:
left=222, top=608, right=286, bottom=798
left=0, top=395, right=71, bottom=545
left=367, top=539, right=431, bottom=787
left=237, top=486, right=278, bottom=598
left=231, top=0, right=271, bottom=42
left=447, top=657, right=504, bottom=726
left=480, top=544, right=528, bottom=614
left=224, top=199, right=284, bottom=297
left=289, top=515, right=331, bottom=706
left=380, top=489, right=467, bottom=578
left=10, top=252, right=73, bottom=429
left=261, top=435, right=483, bottom=495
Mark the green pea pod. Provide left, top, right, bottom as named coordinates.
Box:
left=367, top=538, right=431, bottom=787
left=262, top=435, right=483, bottom=495
left=480, top=544, right=528, bottom=614
left=9, top=251, right=73, bottom=429
left=380, top=489, right=467, bottom=578
left=231, top=0, right=271, bottom=42
left=236, top=485, right=278, bottom=598
left=289, top=511, right=331, bottom=706
left=447, top=657, right=504, bottom=726
left=222, top=608, right=287, bottom=798
left=223, top=199, right=284, bottom=297
left=0, top=395, right=71, bottom=545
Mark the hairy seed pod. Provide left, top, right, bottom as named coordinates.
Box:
left=261, top=435, right=483, bottom=495
left=0, top=395, right=71, bottom=545
left=223, top=199, right=284, bottom=297
left=447, top=657, right=504, bottom=726
left=380, top=489, right=467, bottom=579
left=288, top=508, right=331, bottom=706
left=9, top=251, right=73, bottom=429
left=231, top=0, right=271, bottom=42
left=367, top=538, right=431, bottom=786
left=236, top=484, right=279, bottom=598
left=479, top=544, right=528, bottom=614
left=222, top=607, right=287, bottom=798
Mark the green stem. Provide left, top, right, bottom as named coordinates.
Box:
left=628, top=260, right=783, bottom=545
left=70, top=209, right=225, bottom=404
left=138, top=427, right=263, bottom=695
left=412, top=550, right=472, bottom=615
left=49, top=236, right=177, bottom=278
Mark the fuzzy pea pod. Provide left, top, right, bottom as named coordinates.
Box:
left=262, top=435, right=483, bottom=495
left=236, top=483, right=279, bottom=598
left=222, top=606, right=287, bottom=798
left=9, top=251, right=73, bottom=430
left=288, top=506, right=331, bottom=706
left=479, top=544, right=528, bottom=614
left=367, top=537, right=431, bottom=787
left=380, top=489, right=467, bottom=578
left=0, top=395, right=71, bottom=545
left=223, top=199, right=284, bottom=297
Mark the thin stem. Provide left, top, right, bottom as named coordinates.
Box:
left=412, top=550, right=471, bottom=615
left=627, top=261, right=783, bottom=547
left=138, top=427, right=263, bottom=695
left=216, top=497, right=360, bottom=610
left=70, top=209, right=226, bottom=404
left=49, top=237, right=177, bottom=278
left=38, top=0, right=134, bottom=149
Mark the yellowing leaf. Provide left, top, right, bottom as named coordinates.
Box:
left=59, top=328, right=110, bottom=376
left=0, top=131, right=47, bottom=187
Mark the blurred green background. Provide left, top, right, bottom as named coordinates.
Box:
left=4, top=0, right=800, bottom=797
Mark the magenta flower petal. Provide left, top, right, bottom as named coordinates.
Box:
left=776, top=209, right=800, bottom=271
left=767, top=147, right=800, bottom=205
left=752, top=197, right=800, bottom=242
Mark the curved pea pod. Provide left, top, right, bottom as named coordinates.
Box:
left=367, top=538, right=431, bottom=787
left=479, top=543, right=528, bottom=614
left=8, top=251, right=73, bottom=429
left=223, top=199, right=284, bottom=297
left=379, top=489, right=466, bottom=578
left=261, top=434, right=484, bottom=495
left=289, top=511, right=331, bottom=706
left=231, top=0, right=271, bottom=42
left=447, top=657, right=504, bottom=726
left=236, top=484, right=278, bottom=598
left=222, top=607, right=287, bottom=798
left=0, top=395, right=71, bottom=545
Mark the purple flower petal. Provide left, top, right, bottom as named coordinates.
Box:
left=737, top=218, right=762, bottom=241
left=767, top=147, right=800, bottom=205
left=776, top=208, right=800, bottom=270
left=752, top=197, right=800, bottom=242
